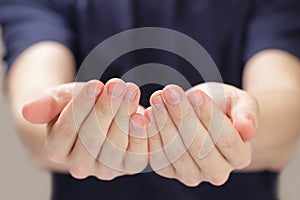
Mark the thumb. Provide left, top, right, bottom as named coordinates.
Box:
left=187, top=83, right=259, bottom=142
left=22, top=82, right=85, bottom=124
left=229, top=92, right=259, bottom=141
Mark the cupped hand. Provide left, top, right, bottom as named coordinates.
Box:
left=146, top=83, right=258, bottom=187
left=22, top=78, right=148, bottom=180
left=23, top=79, right=258, bottom=186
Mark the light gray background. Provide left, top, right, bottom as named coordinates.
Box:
left=0, top=30, right=299, bottom=200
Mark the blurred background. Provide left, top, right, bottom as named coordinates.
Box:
left=0, top=27, right=299, bottom=200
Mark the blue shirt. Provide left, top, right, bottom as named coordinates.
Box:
left=1, top=0, right=299, bottom=200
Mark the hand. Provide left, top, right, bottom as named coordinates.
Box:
left=146, top=83, right=258, bottom=186
left=23, top=78, right=148, bottom=180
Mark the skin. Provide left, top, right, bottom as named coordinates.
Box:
left=44, top=79, right=148, bottom=179
left=7, top=42, right=300, bottom=186
left=145, top=84, right=254, bottom=186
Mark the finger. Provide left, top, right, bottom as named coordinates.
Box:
left=75, top=109, right=106, bottom=160
left=228, top=91, right=259, bottom=141
left=22, top=82, right=85, bottom=124
left=70, top=79, right=127, bottom=180
left=98, top=82, right=139, bottom=172
left=68, top=138, right=97, bottom=179
left=186, top=89, right=252, bottom=169
left=185, top=125, right=233, bottom=186
left=94, top=162, right=124, bottom=181
left=137, top=105, right=146, bottom=114
left=198, top=140, right=233, bottom=186
left=45, top=80, right=103, bottom=163
left=233, top=114, right=256, bottom=142
left=189, top=83, right=258, bottom=141
left=93, top=78, right=127, bottom=136
left=150, top=91, right=202, bottom=185
left=77, top=78, right=127, bottom=163
left=161, top=85, right=202, bottom=154
left=160, top=85, right=232, bottom=186
left=68, top=124, right=123, bottom=180
left=69, top=109, right=117, bottom=179
left=145, top=107, right=176, bottom=179
left=123, top=113, right=148, bottom=173
left=160, top=85, right=214, bottom=162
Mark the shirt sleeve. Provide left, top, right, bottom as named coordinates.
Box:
left=0, top=0, right=75, bottom=71
left=243, top=0, right=300, bottom=62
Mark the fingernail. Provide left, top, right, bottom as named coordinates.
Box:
left=107, top=83, right=125, bottom=98
left=153, top=95, right=165, bottom=111
left=163, top=88, right=181, bottom=105
left=188, top=90, right=204, bottom=107
left=131, top=117, right=144, bottom=131
left=86, top=84, right=102, bottom=98
left=123, top=88, right=138, bottom=103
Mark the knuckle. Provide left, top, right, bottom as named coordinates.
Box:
left=124, top=156, right=148, bottom=174
left=72, top=97, right=88, bottom=110
left=235, top=156, right=252, bottom=169
left=95, top=101, right=113, bottom=116
left=95, top=167, right=117, bottom=181
left=45, top=141, right=65, bottom=163
left=169, top=113, right=182, bottom=124
left=47, top=151, right=64, bottom=163
left=147, top=123, right=159, bottom=138
left=162, top=121, right=174, bottom=133
left=159, top=118, right=174, bottom=132
left=199, top=109, right=212, bottom=125
left=69, top=165, right=89, bottom=179
left=149, top=152, right=172, bottom=171
left=56, top=122, right=77, bottom=139
left=130, top=137, right=147, bottom=147
left=165, top=138, right=187, bottom=162
left=150, top=154, right=165, bottom=166
left=218, top=135, right=238, bottom=149
left=181, top=110, right=194, bottom=123
left=149, top=134, right=162, bottom=144
left=166, top=146, right=185, bottom=162
left=111, top=139, right=128, bottom=151
left=85, top=138, right=98, bottom=151
left=171, top=109, right=194, bottom=125
left=56, top=86, right=72, bottom=100
left=80, top=137, right=100, bottom=157
left=154, top=166, right=175, bottom=179
left=182, top=177, right=202, bottom=187
left=209, top=172, right=230, bottom=186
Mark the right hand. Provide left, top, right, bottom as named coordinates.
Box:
left=22, top=78, right=148, bottom=180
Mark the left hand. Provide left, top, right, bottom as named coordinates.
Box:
left=145, top=83, right=259, bottom=187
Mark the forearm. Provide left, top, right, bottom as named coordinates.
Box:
left=243, top=50, right=300, bottom=171
left=246, top=89, right=300, bottom=171
left=7, top=41, right=75, bottom=172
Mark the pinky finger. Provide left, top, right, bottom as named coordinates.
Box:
left=123, top=113, right=148, bottom=173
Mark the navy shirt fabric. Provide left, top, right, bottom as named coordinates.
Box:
left=1, top=0, right=300, bottom=200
